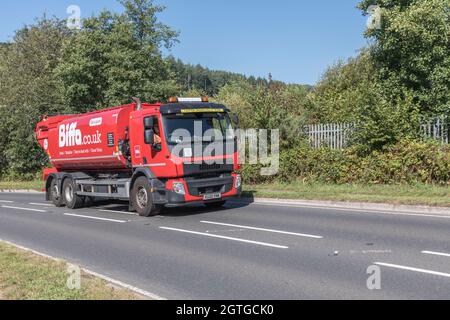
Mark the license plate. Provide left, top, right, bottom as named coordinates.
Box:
left=203, top=193, right=222, bottom=201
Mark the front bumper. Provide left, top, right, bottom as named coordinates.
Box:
left=153, top=174, right=242, bottom=207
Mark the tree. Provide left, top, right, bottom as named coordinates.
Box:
left=358, top=0, right=450, bottom=115
left=0, top=18, right=69, bottom=178
left=308, top=0, right=449, bottom=151
left=215, top=80, right=310, bottom=149
left=167, top=56, right=249, bottom=96
left=55, top=0, right=180, bottom=112
left=119, top=0, right=179, bottom=48
left=307, top=49, right=376, bottom=123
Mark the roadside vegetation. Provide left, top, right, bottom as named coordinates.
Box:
left=0, top=0, right=449, bottom=197
left=244, top=183, right=450, bottom=207
left=0, top=180, right=43, bottom=191
left=0, top=242, right=143, bottom=300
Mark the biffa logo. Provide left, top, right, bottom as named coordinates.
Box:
left=59, top=122, right=102, bottom=148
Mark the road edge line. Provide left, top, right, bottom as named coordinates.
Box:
left=0, top=238, right=166, bottom=300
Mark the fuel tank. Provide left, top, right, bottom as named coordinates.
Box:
left=35, top=104, right=134, bottom=172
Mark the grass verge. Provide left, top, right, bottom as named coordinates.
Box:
left=243, top=182, right=450, bottom=207
left=0, top=241, right=144, bottom=300
left=0, top=180, right=43, bottom=191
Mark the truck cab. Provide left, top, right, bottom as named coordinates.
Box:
left=127, top=98, right=242, bottom=216
left=36, top=97, right=242, bottom=217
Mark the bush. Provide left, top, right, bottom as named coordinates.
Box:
left=243, top=140, right=450, bottom=185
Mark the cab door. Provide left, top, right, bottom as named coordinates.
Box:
left=129, top=110, right=175, bottom=178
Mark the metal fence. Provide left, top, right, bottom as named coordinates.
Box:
left=420, top=116, right=449, bottom=144
left=305, top=123, right=355, bottom=149
left=306, top=116, right=449, bottom=149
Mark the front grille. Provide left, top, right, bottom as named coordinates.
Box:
left=199, top=163, right=222, bottom=171
left=183, top=163, right=234, bottom=177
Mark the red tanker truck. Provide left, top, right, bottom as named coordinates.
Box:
left=35, top=97, right=242, bottom=216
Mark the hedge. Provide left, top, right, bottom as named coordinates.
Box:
left=242, top=140, right=450, bottom=185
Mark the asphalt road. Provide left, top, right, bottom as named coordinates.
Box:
left=1, top=192, right=450, bottom=300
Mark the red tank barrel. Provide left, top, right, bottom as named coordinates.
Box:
left=35, top=104, right=134, bottom=172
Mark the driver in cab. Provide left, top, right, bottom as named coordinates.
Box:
left=153, top=119, right=162, bottom=145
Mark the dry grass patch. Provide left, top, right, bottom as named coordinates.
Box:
left=0, top=242, right=146, bottom=300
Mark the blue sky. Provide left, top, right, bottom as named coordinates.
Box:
left=0, top=0, right=370, bottom=84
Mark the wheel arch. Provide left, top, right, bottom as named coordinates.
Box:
left=45, top=173, right=64, bottom=201
left=129, top=168, right=157, bottom=212
left=130, top=167, right=155, bottom=192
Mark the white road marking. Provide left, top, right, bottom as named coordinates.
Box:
left=98, top=209, right=138, bottom=216
left=1, top=205, right=46, bottom=213
left=0, top=200, right=14, bottom=203
left=248, top=202, right=450, bottom=220
left=29, top=203, right=53, bottom=207
left=375, top=262, right=450, bottom=279
left=422, top=251, right=450, bottom=258
left=64, top=213, right=127, bottom=223
left=82, top=269, right=165, bottom=300
left=201, top=221, right=323, bottom=239
left=159, top=227, right=289, bottom=249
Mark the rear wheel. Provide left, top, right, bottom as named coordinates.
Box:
left=132, top=177, right=161, bottom=217
left=49, top=178, right=64, bottom=207
left=84, top=196, right=95, bottom=207
left=62, top=177, right=84, bottom=209
left=205, top=200, right=227, bottom=209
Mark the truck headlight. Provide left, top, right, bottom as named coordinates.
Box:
left=173, top=182, right=186, bottom=195
left=235, top=174, right=242, bottom=189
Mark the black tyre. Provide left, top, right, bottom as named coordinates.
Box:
left=84, top=196, right=95, bottom=207
left=49, top=178, right=64, bottom=207
left=132, top=177, right=161, bottom=217
left=62, top=177, right=84, bottom=209
left=205, top=200, right=227, bottom=209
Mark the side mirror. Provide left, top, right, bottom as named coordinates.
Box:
left=144, top=129, right=155, bottom=145
left=144, top=117, right=154, bottom=129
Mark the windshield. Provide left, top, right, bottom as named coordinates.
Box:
left=163, top=113, right=235, bottom=145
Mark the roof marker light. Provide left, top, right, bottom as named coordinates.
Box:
left=168, top=97, right=209, bottom=103
left=177, top=97, right=202, bottom=102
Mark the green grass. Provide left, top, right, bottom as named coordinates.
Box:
left=1, top=180, right=449, bottom=207
left=243, top=182, right=450, bottom=207
left=0, top=242, right=144, bottom=300
left=0, top=180, right=44, bottom=191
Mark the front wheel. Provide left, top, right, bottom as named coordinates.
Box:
left=132, top=177, right=162, bottom=217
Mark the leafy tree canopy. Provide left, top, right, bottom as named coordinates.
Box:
left=0, top=18, right=69, bottom=177
left=359, top=0, right=450, bottom=115
left=56, top=0, right=180, bottom=112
